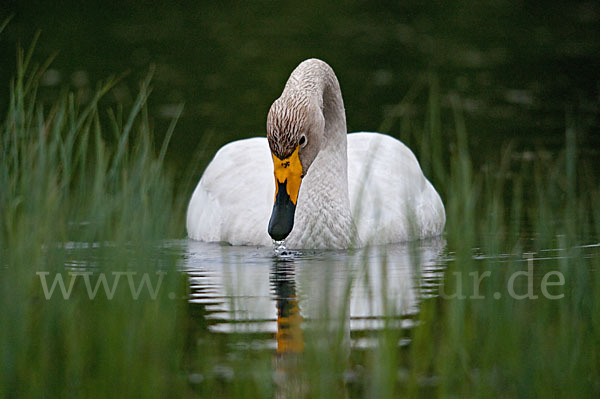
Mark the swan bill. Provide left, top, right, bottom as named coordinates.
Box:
left=268, top=180, right=296, bottom=240
left=268, top=146, right=303, bottom=240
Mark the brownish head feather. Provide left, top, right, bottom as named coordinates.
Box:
left=266, top=92, right=310, bottom=159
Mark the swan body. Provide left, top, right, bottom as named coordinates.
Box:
left=187, top=59, right=445, bottom=249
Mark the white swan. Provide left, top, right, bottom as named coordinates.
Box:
left=187, top=59, right=445, bottom=249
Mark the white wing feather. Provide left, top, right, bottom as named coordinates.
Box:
left=186, top=137, right=274, bottom=246
left=347, top=133, right=445, bottom=244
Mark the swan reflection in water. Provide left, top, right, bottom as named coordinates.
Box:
left=184, top=237, right=447, bottom=354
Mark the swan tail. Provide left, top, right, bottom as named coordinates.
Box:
left=186, top=182, right=222, bottom=241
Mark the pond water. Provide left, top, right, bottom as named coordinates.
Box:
left=59, top=235, right=599, bottom=361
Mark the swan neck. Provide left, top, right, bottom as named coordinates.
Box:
left=280, top=60, right=356, bottom=248
left=284, top=59, right=347, bottom=150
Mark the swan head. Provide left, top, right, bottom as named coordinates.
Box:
left=266, top=93, right=324, bottom=241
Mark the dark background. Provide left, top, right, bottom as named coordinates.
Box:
left=1, top=0, right=599, bottom=183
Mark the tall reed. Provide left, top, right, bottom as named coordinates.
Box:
left=0, top=37, right=187, bottom=397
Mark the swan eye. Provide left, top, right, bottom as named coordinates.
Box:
left=299, top=135, right=306, bottom=147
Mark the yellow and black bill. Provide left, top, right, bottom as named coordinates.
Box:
left=268, top=146, right=303, bottom=241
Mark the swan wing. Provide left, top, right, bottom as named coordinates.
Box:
left=347, top=133, right=445, bottom=243
left=186, top=137, right=274, bottom=246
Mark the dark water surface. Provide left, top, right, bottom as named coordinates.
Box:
left=57, top=236, right=600, bottom=380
